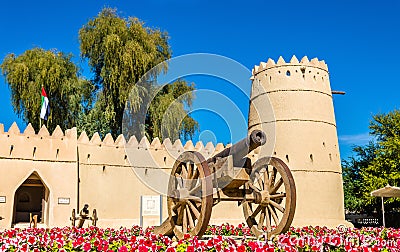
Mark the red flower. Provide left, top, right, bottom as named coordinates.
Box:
left=144, top=239, right=152, bottom=247
left=237, top=245, right=246, bottom=252
left=138, top=245, right=148, bottom=252
left=118, top=246, right=128, bottom=252
left=28, top=236, right=35, bottom=245
left=83, top=242, right=92, bottom=251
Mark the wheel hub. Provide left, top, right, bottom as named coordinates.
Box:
left=254, top=189, right=270, bottom=206
left=173, top=188, right=190, bottom=201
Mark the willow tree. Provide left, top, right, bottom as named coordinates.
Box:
left=79, top=8, right=196, bottom=140
left=146, top=78, right=198, bottom=141
left=0, top=48, right=93, bottom=132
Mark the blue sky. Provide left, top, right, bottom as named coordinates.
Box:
left=0, top=0, right=399, bottom=160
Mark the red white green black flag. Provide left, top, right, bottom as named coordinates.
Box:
left=40, top=86, right=50, bottom=120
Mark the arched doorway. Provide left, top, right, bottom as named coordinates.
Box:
left=12, top=173, right=49, bottom=225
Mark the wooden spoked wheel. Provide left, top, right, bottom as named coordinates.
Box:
left=92, top=209, right=98, bottom=226
left=70, top=209, right=76, bottom=227
left=243, top=157, right=296, bottom=238
left=167, top=151, right=213, bottom=239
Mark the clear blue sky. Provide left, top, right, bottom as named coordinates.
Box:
left=0, top=0, right=399, bottom=160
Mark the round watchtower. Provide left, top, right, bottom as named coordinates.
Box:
left=248, top=55, right=348, bottom=228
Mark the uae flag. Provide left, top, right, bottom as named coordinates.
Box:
left=40, top=86, right=50, bottom=120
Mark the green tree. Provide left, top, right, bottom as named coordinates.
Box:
left=343, top=109, right=400, bottom=213
left=146, top=78, right=198, bottom=141
left=362, top=110, right=400, bottom=208
left=0, top=48, right=93, bottom=132
left=1, top=8, right=198, bottom=140
left=79, top=8, right=197, bottom=140
left=342, top=143, right=377, bottom=213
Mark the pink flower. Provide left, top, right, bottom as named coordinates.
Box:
left=118, top=246, right=128, bottom=252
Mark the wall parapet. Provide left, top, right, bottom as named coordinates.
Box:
left=252, top=55, right=328, bottom=76
left=0, top=123, right=77, bottom=162
left=0, top=122, right=228, bottom=168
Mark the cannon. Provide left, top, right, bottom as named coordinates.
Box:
left=154, top=130, right=296, bottom=239
left=70, top=204, right=98, bottom=227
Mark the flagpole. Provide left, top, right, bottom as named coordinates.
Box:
left=40, top=85, right=42, bottom=129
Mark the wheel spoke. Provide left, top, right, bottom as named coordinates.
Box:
left=268, top=204, right=279, bottom=226
left=176, top=174, right=184, bottom=188
left=189, top=184, right=202, bottom=195
left=270, top=193, right=286, bottom=199
left=265, top=207, right=272, bottom=232
left=271, top=177, right=284, bottom=194
left=187, top=200, right=200, bottom=219
left=264, top=170, right=269, bottom=188
left=251, top=205, right=263, bottom=218
left=182, top=164, right=188, bottom=179
left=257, top=172, right=264, bottom=190
left=269, top=200, right=285, bottom=213
left=187, top=171, right=198, bottom=190
left=258, top=208, right=266, bottom=230
left=248, top=183, right=261, bottom=192
left=186, top=205, right=195, bottom=229
left=183, top=209, right=188, bottom=233
left=172, top=201, right=182, bottom=213
left=192, top=168, right=199, bottom=180
left=187, top=162, right=193, bottom=179
left=186, top=195, right=202, bottom=202
left=177, top=204, right=185, bottom=225
left=269, top=167, right=277, bottom=190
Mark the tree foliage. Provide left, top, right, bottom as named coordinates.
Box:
left=78, top=8, right=196, bottom=139
left=342, top=143, right=377, bottom=213
left=0, top=48, right=93, bottom=132
left=146, top=79, right=198, bottom=141
left=343, top=109, right=400, bottom=213
left=1, top=8, right=198, bottom=141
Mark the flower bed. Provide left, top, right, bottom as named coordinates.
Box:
left=0, top=225, right=400, bottom=251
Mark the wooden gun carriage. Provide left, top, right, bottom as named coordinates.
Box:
left=154, top=130, right=296, bottom=239
left=70, top=204, right=98, bottom=228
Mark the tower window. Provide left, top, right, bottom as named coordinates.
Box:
left=286, top=70, right=291, bottom=76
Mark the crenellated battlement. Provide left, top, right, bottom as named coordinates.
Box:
left=252, top=55, right=328, bottom=76
left=250, top=55, right=332, bottom=97
left=75, top=130, right=222, bottom=153
left=0, top=122, right=77, bottom=162
left=0, top=122, right=227, bottom=168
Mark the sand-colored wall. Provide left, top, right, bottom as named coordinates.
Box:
left=249, top=55, right=348, bottom=227
left=0, top=123, right=244, bottom=229
left=0, top=123, right=77, bottom=228
left=76, top=132, right=243, bottom=229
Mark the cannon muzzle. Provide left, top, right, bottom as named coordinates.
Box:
left=208, top=130, right=266, bottom=167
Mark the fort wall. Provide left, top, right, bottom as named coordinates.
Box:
left=249, top=55, right=347, bottom=227
left=0, top=123, right=243, bottom=229
left=0, top=123, right=77, bottom=228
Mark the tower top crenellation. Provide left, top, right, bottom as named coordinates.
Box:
left=252, top=55, right=328, bottom=76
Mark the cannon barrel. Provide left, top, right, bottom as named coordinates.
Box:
left=207, top=130, right=267, bottom=167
